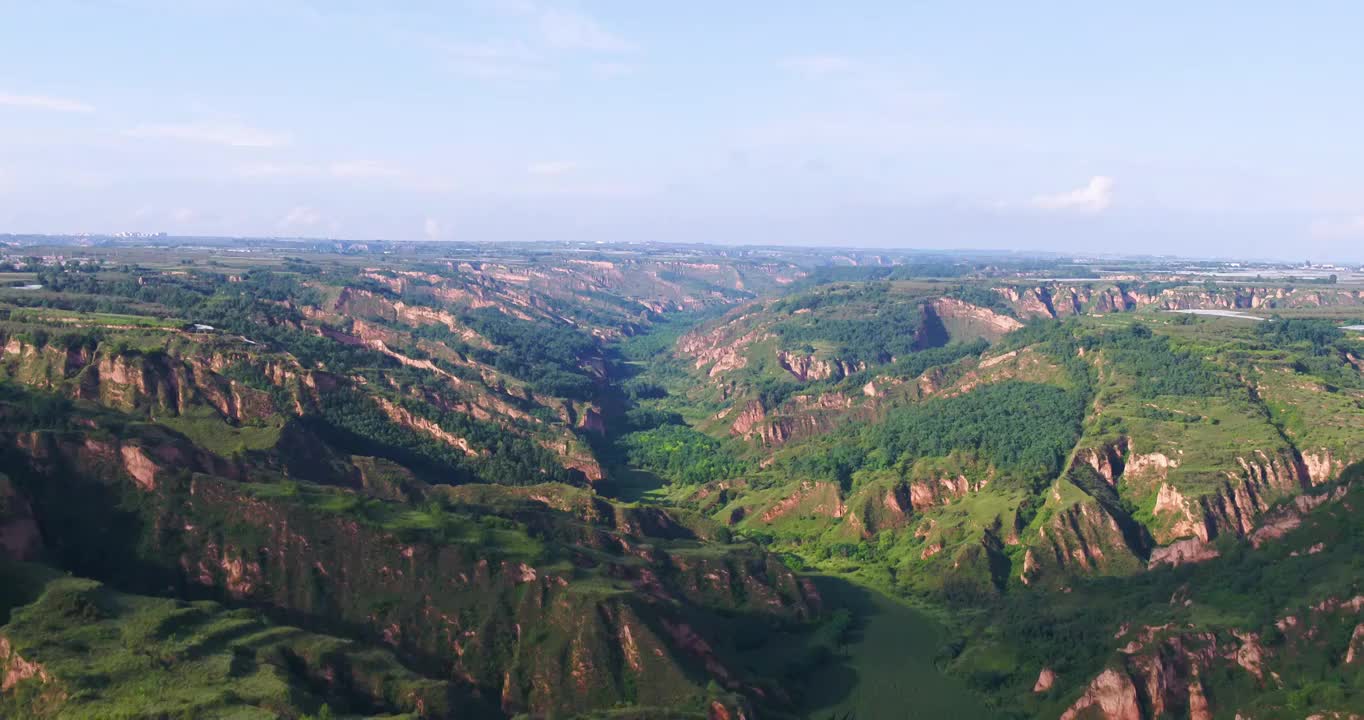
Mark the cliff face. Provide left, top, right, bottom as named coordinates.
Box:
left=1193, top=451, right=1306, bottom=540
left=1030, top=447, right=1319, bottom=582
left=1076, top=437, right=1130, bottom=486
left=1022, top=497, right=1147, bottom=585
left=996, top=283, right=1364, bottom=320
left=927, top=297, right=1024, bottom=340
left=1, top=428, right=820, bottom=718
left=838, top=472, right=989, bottom=540
left=1023, top=477, right=1364, bottom=720
left=775, top=350, right=864, bottom=382
left=677, top=322, right=766, bottom=378
left=1061, top=595, right=1364, bottom=720
left=757, top=481, right=846, bottom=524
left=1, top=337, right=287, bottom=424
left=842, top=482, right=915, bottom=537
left=0, top=475, right=41, bottom=562
left=728, top=394, right=859, bottom=448
left=0, top=330, right=608, bottom=487
left=1046, top=378, right=1349, bottom=567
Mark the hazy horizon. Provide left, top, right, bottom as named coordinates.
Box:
left=5, top=2, right=1364, bottom=260
left=11, top=231, right=1363, bottom=268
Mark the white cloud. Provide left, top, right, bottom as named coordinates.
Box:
left=493, top=0, right=632, bottom=52
left=442, top=41, right=542, bottom=78
left=278, top=205, right=323, bottom=229
left=236, top=160, right=402, bottom=181
left=528, top=160, right=576, bottom=176
left=328, top=160, right=402, bottom=179
left=780, top=55, right=858, bottom=77
left=434, top=3, right=631, bottom=79
left=126, top=122, right=289, bottom=148
left=1031, top=176, right=1115, bottom=213
left=1309, top=215, right=1364, bottom=239
left=236, top=162, right=317, bottom=178
left=0, top=92, right=94, bottom=113
left=535, top=7, right=631, bottom=52
left=423, top=217, right=444, bottom=240
left=592, top=62, right=634, bottom=78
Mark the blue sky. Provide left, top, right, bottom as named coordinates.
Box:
left=3, top=1, right=1364, bottom=259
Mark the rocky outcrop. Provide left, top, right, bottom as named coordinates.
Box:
left=1147, top=538, right=1219, bottom=568
left=677, top=323, right=766, bottom=377
left=1144, top=453, right=1349, bottom=562
left=9, top=430, right=237, bottom=497
left=908, top=475, right=987, bottom=511
left=374, top=396, right=480, bottom=457
left=927, top=297, right=1024, bottom=339
left=1023, top=486, right=1149, bottom=584
left=1062, top=629, right=1239, bottom=720
left=576, top=406, right=606, bottom=434
left=1066, top=585, right=1364, bottom=720
left=1148, top=449, right=1308, bottom=547
left=1035, top=501, right=1129, bottom=572
left=1034, top=667, right=1057, bottom=693
left=729, top=395, right=856, bottom=448
left=1248, top=484, right=1350, bottom=548
left=758, top=481, right=845, bottom=523
left=1151, top=483, right=1202, bottom=541
left=119, top=444, right=164, bottom=490
left=842, top=481, right=919, bottom=538
left=1302, top=448, right=1345, bottom=486
left=1077, top=437, right=1130, bottom=486
left=0, top=636, right=54, bottom=694
left=774, top=350, right=864, bottom=382
left=1201, top=451, right=1307, bottom=539
left=1127, top=451, right=1178, bottom=483
left=540, top=435, right=606, bottom=483
left=1060, top=667, right=1141, bottom=720
left=1346, top=624, right=1364, bottom=665
left=729, top=400, right=769, bottom=439
left=994, top=282, right=1364, bottom=320
left=0, top=334, right=282, bottom=426
left=995, top=287, right=1057, bottom=320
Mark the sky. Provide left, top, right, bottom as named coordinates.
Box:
left=3, top=1, right=1364, bottom=260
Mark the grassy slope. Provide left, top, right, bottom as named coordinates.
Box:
left=0, top=562, right=446, bottom=719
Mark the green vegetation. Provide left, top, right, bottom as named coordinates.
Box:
left=770, top=284, right=932, bottom=364
left=457, top=307, right=601, bottom=399
left=1094, top=323, right=1238, bottom=398
left=4, top=244, right=1364, bottom=719
left=963, top=469, right=1364, bottom=719
left=0, top=563, right=459, bottom=719
left=617, top=424, right=746, bottom=486
left=7, top=307, right=184, bottom=329
left=798, top=576, right=990, bottom=719
left=312, top=388, right=581, bottom=486
left=779, top=381, right=1085, bottom=490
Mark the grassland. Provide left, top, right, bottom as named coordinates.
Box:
left=7, top=307, right=183, bottom=329
left=0, top=562, right=443, bottom=719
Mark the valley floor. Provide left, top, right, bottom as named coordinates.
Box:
left=801, top=575, right=990, bottom=720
